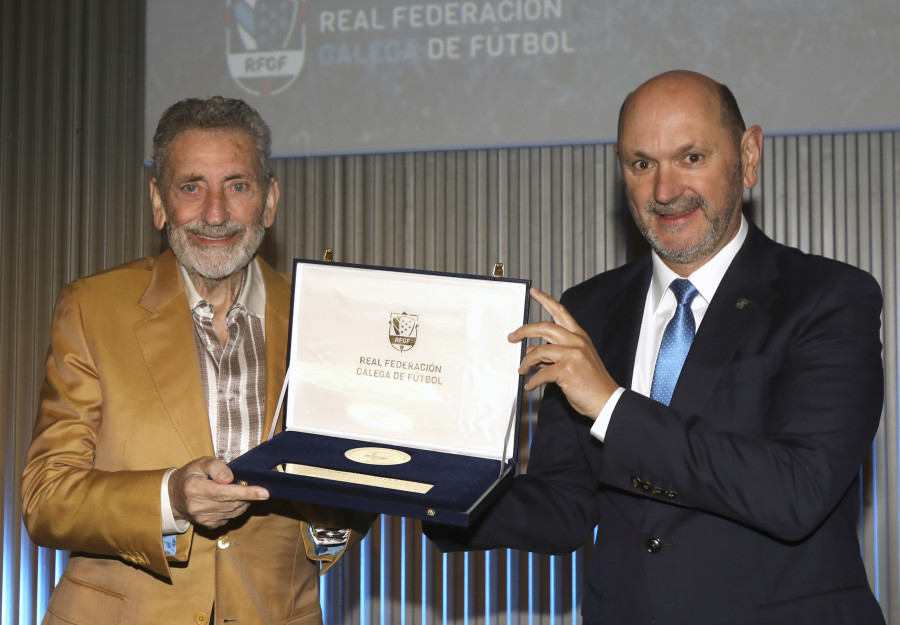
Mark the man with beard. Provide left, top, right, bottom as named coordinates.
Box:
left=427, top=70, right=886, bottom=623
left=22, top=97, right=367, bottom=625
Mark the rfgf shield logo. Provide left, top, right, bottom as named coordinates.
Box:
left=389, top=313, right=419, bottom=353
left=226, top=0, right=306, bottom=96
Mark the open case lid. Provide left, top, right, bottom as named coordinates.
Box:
left=284, top=259, right=530, bottom=462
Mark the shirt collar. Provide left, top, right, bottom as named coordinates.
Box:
left=649, top=214, right=748, bottom=310
left=177, top=257, right=266, bottom=318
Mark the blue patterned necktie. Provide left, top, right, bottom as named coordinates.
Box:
left=650, top=278, right=700, bottom=406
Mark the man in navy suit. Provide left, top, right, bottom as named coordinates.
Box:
left=428, top=70, right=885, bottom=624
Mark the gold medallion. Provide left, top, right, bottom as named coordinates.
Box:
left=345, top=447, right=411, bottom=466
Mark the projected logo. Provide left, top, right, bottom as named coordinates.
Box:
left=389, top=313, right=419, bottom=353
left=226, top=0, right=306, bottom=96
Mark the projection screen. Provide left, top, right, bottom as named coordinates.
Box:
left=145, top=0, right=900, bottom=159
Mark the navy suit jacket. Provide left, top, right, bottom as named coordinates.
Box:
left=428, top=222, right=886, bottom=624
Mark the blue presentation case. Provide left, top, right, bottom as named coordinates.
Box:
left=230, top=259, right=530, bottom=526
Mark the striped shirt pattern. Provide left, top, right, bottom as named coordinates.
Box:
left=180, top=259, right=268, bottom=464
left=191, top=302, right=266, bottom=462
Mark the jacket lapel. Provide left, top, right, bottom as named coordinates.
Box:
left=134, top=249, right=216, bottom=459
left=259, top=257, right=291, bottom=442
left=669, top=223, right=779, bottom=414
left=602, top=260, right=652, bottom=390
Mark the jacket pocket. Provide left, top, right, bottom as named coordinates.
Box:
left=44, top=573, right=126, bottom=624
left=282, top=605, right=324, bottom=625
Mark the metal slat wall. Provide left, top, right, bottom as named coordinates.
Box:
left=2, top=1, right=899, bottom=624
left=2, top=2, right=160, bottom=624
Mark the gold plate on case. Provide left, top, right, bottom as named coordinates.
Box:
left=283, top=462, right=432, bottom=494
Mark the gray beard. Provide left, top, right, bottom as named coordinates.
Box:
left=167, top=218, right=265, bottom=281
left=637, top=161, right=744, bottom=266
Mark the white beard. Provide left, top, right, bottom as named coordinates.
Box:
left=166, top=213, right=266, bottom=281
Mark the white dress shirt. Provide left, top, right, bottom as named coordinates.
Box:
left=591, top=215, right=749, bottom=442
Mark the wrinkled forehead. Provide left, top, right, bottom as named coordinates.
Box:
left=165, top=128, right=264, bottom=178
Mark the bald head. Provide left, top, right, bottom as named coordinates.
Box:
left=617, top=70, right=746, bottom=152
left=613, top=69, right=764, bottom=274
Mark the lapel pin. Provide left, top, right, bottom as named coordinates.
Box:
left=735, top=298, right=750, bottom=309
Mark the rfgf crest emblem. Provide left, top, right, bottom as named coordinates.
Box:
left=226, top=0, right=306, bottom=96
left=389, top=312, right=419, bottom=353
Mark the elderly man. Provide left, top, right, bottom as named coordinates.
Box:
left=23, top=96, right=365, bottom=625
left=428, top=70, right=886, bottom=624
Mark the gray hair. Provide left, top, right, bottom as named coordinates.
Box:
left=151, top=96, right=273, bottom=189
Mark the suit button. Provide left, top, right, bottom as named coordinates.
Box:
left=194, top=612, right=209, bottom=624
left=217, top=536, right=232, bottom=549
left=665, top=490, right=678, bottom=499
left=645, top=537, right=662, bottom=553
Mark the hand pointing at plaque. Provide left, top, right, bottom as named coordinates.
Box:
left=507, top=287, right=620, bottom=420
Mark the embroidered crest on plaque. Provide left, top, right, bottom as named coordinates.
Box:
left=389, top=312, right=419, bottom=353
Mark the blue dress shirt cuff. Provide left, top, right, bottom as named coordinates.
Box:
left=163, top=534, right=178, bottom=555
left=161, top=468, right=190, bottom=555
